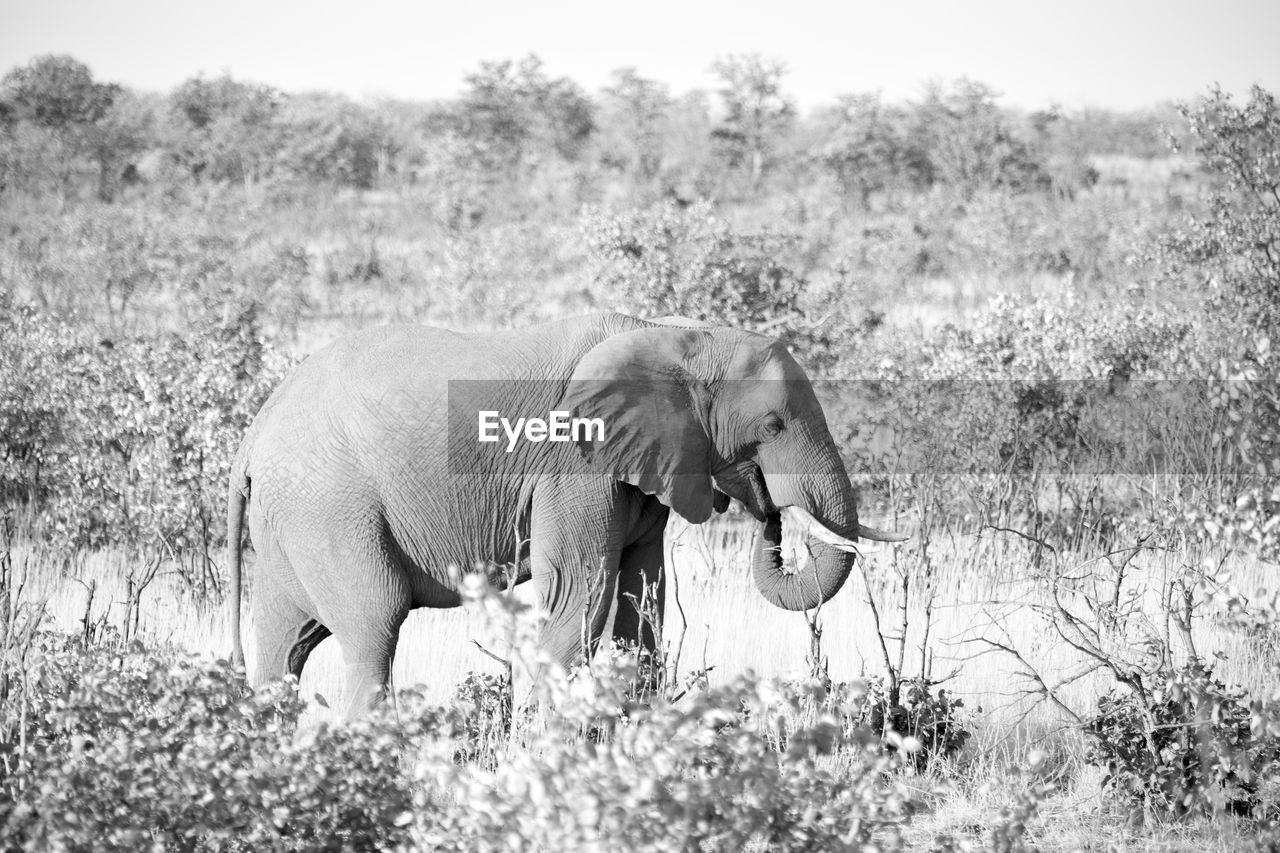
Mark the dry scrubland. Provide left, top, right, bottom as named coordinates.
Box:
left=2, top=54, right=1279, bottom=850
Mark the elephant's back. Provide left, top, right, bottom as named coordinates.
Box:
left=316, top=314, right=643, bottom=381
left=242, top=313, right=646, bottom=486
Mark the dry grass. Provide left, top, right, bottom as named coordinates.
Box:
left=21, top=513, right=1272, bottom=715
left=13, top=506, right=1276, bottom=849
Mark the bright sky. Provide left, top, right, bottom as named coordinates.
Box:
left=1, top=0, right=1277, bottom=111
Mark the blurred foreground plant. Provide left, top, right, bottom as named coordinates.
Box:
left=411, top=571, right=923, bottom=852
left=0, top=568, right=938, bottom=852
left=0, top=630, right=441, bottom=851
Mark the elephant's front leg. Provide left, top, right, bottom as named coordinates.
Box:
left=613, top=529, right=668, bottom=695
left=528, top=478, right=630, bottom=671
left=612, top=501, right=668, bottom=657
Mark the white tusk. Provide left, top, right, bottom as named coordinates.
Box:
left=857, top=523, right=910, bottom=543
left=784, top=506, right=870, bottom=553
left=784, top=506, right=906, bottom=551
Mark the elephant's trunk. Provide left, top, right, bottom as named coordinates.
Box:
left=751, top=510, right=859, bottom=611
left=750, top=465, right=904, bottom=612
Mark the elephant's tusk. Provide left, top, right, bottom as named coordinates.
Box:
left=785, top=506, right=908, bottom=549
left=856, top=523, right=909, bottom=543
left=784, top=506, right=863, bottom=552
left=827, top=540, right=869, bottom=554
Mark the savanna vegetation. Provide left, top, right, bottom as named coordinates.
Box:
left=1, top=52, right=1278, bottom=850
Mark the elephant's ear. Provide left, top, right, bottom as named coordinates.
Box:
left=560, top=327, right=715, bottom=524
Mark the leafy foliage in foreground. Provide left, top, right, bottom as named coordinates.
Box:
left=1089, top=661, right=1280, bottom=818
left=0, top=629, right=927, bottom=852
left=0, top=631, right=434, bottom=851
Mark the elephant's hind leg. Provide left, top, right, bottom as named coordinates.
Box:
left=248, top=524, right=330, bottom=687
left=275, top=518, right=413, bottom=718
left=288, top=620, right=332, bottom=679
left=333, top=603, right=409, bottom=719
left=252, top=590, right=326, bottom=687
left=319, top=559, right=412, bottom=719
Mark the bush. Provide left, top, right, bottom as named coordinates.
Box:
left=1, top=201, right=315, bottom=337
left=1166, top=85, right=1280, bottom=338
left=0, top=572, right=949, bottom=852
left=1157, top=86, right=1280, bottom=558
left=416, top=663, right=920, bottom=852
left=0, top=295, right=289, bottom=568
left=583, top=201, right=807, bottom=328
left=0, top=632, right=440, bottom=851
left=867, top=678, right=971, bottom=771
left=581, top=199, right=902, bottom=376
left=0, top=624, right=932, bottom=852
left=450, top=669, right=512, bottom=768
left=828, top=292, right=1209, bottom=532
left=780, top=676, right=970, bottom=773
left=582, top=200, right=871, bottom=373
left=1087, top=660, right=1280, bottom=819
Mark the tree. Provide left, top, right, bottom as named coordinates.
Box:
left=598, top=68, right=671, bottom=186
left=276, top=93, right=383, bottom=189
left=0, top=96, right=20, bottom=194
left=912, top=79, right=1049, bottom=199
left=85, top=90, right=157, bottom=201
left=0, top=55, right=121, bottom=199
left=1154, top=87, right=1280, bottom=560
left=455, top=55, right=595, bottom=177
left=2, top=55, right=117, bottom=131
left=166, top=75, right=280, bottom=189
left=815, top=93, right=927, bottom=210
left=710, top=54, right=795, bottom=193
left=368, top=97, right=434, bottom=182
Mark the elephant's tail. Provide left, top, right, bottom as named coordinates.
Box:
left=227, top=451, right=250, bottom=669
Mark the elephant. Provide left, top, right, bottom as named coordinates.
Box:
left=226, top=312, right=903, bottom=717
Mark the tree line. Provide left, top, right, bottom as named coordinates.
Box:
left=0, top=53, right=1177, bottom=208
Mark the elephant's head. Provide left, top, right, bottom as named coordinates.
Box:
left=561, top=319, right=904, bottom=612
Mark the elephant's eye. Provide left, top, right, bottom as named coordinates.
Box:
left=759, top=415, right=785, bottom=441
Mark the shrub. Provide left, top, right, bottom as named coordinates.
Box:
left=1, top=201, right=314, bottom=337
left=1087, top=660, right=1280, bottom=819
left=826, top=292, right=1208, bottom=533
left=1189, top=336, right=1280, bottom=560
left=416, top=662, right=920, bottom=852
left=0, top=617, right=930, bottom=852
left=1160, top=87, right=1280, bottom=560
left=0, top=296, right=289, bottom=573
left=0, top=632, right=440, bottom=851
left=868, top=678, right=970, bottom=771
left=581, top=200, right=869, bottom=373
left=583, top=200, right=807, bottom=329
left=422, top=221, right=576, bottom=329
left=911, top=79, right=1052, bottom=200
left=1166, top=85, right=1280, bottom=338
left=410, top=572, right=926, bottom=851
left=450, top=669, right=512, bottom=768
left=780, top=676, right=970, bottom=773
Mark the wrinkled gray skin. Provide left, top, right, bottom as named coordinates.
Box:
left=227, top=313, right=900, bottom=717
